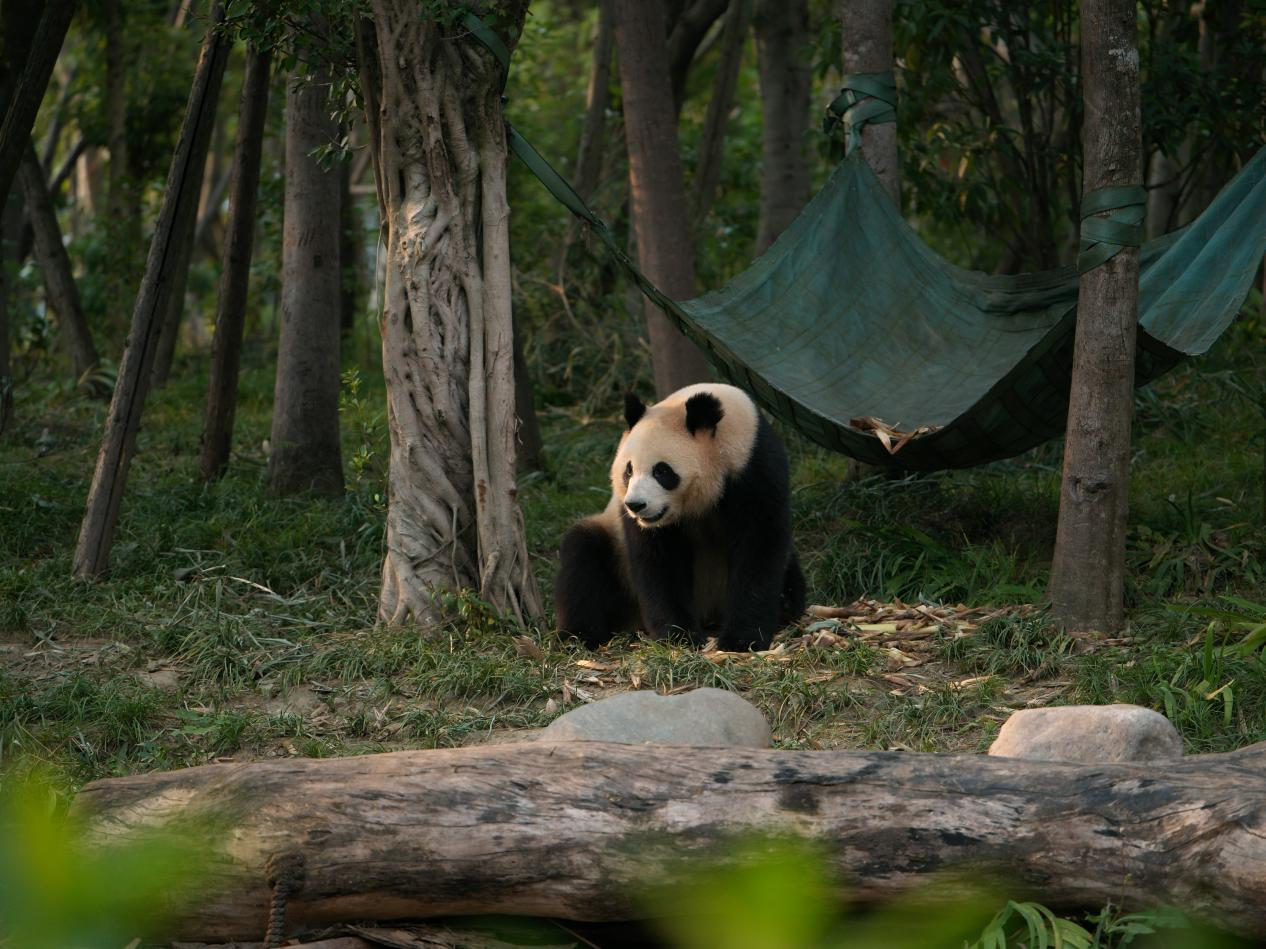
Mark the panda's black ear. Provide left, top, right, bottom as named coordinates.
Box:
left=685, top=392, right=724, bottom=436
left=624, top=392, right=647, bottom=429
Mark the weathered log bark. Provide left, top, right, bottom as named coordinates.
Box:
left=358, top=2, right=542, bottom=623
left=753, top=0, right=811, bottom=254
left=837, top=0, right=899, bottom=206
left=73, top=742, right=1266, bottom=943
left=1048, top=0, right=1141, bottom=633
left=268, top=63, right=344, bottom=497
left=72, top=6, right=228, bottom=578
left=691, top=0, right=753, bottom=225
left=17, top=139, right=101, bottom=391
left=614, top=0, right=711, bottom=398
left=0, top=0, right=75, bottom=211
left=199, top=44, right=271, bottom=482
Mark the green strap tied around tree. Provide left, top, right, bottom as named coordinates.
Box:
left=1077, top=184, right=1146, bottom=274
left=462, top=11, right=511, bottom=85
left=825, top=72, right=897, bottom=156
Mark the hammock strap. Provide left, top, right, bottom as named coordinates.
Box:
left=825, top=72, right=897, bottom=156
left=1078, top=184, right=1146, bottom=274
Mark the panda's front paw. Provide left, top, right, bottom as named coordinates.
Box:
left=716, top=624, right=772, bottom=652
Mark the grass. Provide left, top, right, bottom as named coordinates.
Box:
left=0, top=308, right=1265, bottom=790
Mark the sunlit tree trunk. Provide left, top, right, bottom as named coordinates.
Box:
left=1048, top=0, right=1142, bottom=633
left=268, top=63, right=344, bottom=496
left=358, top=2, right=542, bottom=624
left=753, top=0, right=811, bottom=253
left=838, top=0, right=899, bottom=206
left=614, top=0, right=710, bottom=398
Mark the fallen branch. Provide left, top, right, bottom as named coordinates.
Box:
left=72, top=741, right=1266, bottom=942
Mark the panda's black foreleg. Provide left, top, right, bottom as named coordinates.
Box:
left=554, top=522, right=637, bottom=649
left=717, top=532, right=791, bottom=650
left=780, top=548, right=807, bottom=625
left=623, top=518, right=696, bottom=639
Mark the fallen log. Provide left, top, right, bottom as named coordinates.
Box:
left=73, top=741, right=1266, bottom=942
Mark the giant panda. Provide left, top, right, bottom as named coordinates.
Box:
left=555, top=382, right=806, bottom=651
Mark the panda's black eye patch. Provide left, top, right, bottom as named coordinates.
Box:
left=623, top=461, right=633, bottom=484
left=652, top=462, right=680, bottom=490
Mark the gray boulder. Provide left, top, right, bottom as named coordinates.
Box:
left=988, top=704, right=1184, bottom=763
left=539, top=687, right=771, bottom=747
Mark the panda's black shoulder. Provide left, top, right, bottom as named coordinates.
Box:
left=722, top=413, right=790, bottom=506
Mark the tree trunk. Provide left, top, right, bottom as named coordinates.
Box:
left=267, top=65, right=344, bottom=497
left=73, top=742, right=1266, bottom=943
left=0, top=193, right=19, bottom=434
left=103, top=0, right=134, bottom=242
left=837, top=0, right=899, bottom=206
left=752, top=0, right=811, bottom=254
left=554, top=0, right=614, bottom=276
left=614, top=0, right=711, bottom=399
left=73, top=8, right=229, bottom=578
left=150, top=161, right=208, bottom=387
left=512, top=323, right=544, bottom=472
left=0, top=0, right=75, bottom=211
left=358, top=3, right=542, bottom=624
left=691, top=0, right=753, bottom=225
left=1048, top=0, right=1142, bottom=634
left=339, top=146, right=359, bottom=341
left=17, top=139, right=101, bottom=390
left=667, top=0, right=729, bottom=114
left=200, top=45, right=271, bottom=482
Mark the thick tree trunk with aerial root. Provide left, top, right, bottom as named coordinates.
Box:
left=358, top=2, right=542, bottom=625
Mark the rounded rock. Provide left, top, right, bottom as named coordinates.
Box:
left=539, top=687, right=771, bottom=748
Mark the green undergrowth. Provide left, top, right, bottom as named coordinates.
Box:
left=0, top=314, right=1264, bottom=790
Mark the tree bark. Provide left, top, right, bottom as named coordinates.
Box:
left=72, top=7, right=229, bottom=578
left=73, top=742, right=1266, bottom=943
left=17, top=139, right=101, bottom=390
left=752, top=0, right=811, bottom=254
left=0, top=0, right=75, bottom=211
left=614, top=0, right=711, bottom=398
left=267, top=65, right=344, bottom=497
left=0, top=193, right=19, bottom=434
left=691, top=0, right=753, bottom=225
left=200, top=45, right=271, bottom=482
left=151, top=140, right=216, bottom=388
left=666, top=0, right=729, bottom=113
left=554, top=0, right=614, bottom=276
left=358, top=3, right=542, bottom=624
left=1048, top=0, right=1142, bottom=633
left=837, top=0, right=899, bottom=206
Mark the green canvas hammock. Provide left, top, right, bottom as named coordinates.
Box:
left=467, top=14, right=1266, bottom=471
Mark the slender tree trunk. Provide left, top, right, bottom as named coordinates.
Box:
left=0, top=194, right=19, bottom=434
left=73, top=8, right=229, bottom=578
left=358, top=2, right=542, bottom=624
left=339, top=148, right=359, bottom=340
left=667, top=0, right=729, bottom=114
left=103, top=0, right=132, bottom=235
left=151, top=149, right=214, bottom=387
left=692, top=0, right=753, bottom=225
left=17, top=140, right=101, bottom=389
left=554, top=0, right=614, bottom=275
left=200, top=45, right=271, bottom=482
left=837, top=0, right=899, bottom=206
left=268, top=65, right=344, bottom=496
left=512, top=324, right=544, bottom=472
left=614, top=0, right=710, bottom=398
left=0, top=0, right=75, bottom=211
left=1048, top=0, right=1142, bottom=633
left=753, top=0, right=811, bottom=253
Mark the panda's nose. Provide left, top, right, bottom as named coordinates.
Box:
left=625, top=499, right=647, bottom=515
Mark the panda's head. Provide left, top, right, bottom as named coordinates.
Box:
left=611, top=384, right=759, bottom=528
